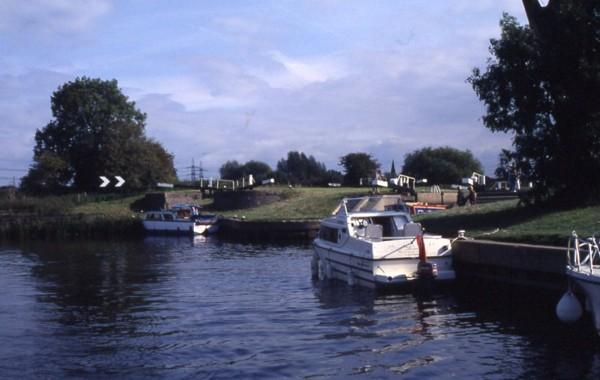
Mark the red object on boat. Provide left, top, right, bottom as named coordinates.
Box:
left=416, top=234, right=426, bottom=262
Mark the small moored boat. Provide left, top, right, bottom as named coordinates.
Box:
left=143, top=205, right=219, bottom=235
left=560, top=232, right=600, bottom=333
left=312, top=195, right=455, bottom=289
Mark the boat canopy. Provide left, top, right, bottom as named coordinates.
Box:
left=335, top=196, right=409, bottom=216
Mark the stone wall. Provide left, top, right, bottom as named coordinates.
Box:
left=136, top=191, right=203, bottom=211
left=452, top=239, right=567, bottom=291
left=213, top=190, right=281, bottom=210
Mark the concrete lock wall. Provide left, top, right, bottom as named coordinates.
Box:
left=452, top=239, right=568, bottom=291
left=138, top=191, right=203, bottom=210
left=213, top=190, right=281, bottom=211
left=165, top=191, right=202, bottom=208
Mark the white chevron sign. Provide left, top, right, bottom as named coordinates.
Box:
left=115, top=176, right=126, bottom=187
left=99, top=176, right=110, bottom=188
left=99, top=175, right=126, bottom=188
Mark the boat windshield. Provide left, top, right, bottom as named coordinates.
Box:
left=343, top=197, right=407, bottom=214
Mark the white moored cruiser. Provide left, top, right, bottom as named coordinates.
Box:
left=312, top=196, right=455, bottom=289
left=143, top=209, right=217, bottom=235
left=558, top=232, right=600, bottom=334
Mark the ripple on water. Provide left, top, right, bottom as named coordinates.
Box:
left=1, top=239, right=600, bottom=379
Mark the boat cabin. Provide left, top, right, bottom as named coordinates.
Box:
left=319, top=196, right=423, bottom=243
left=144, top=211, right=178, bottom=221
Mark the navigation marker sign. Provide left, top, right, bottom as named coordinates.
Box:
left=115, top=176, right=126, bottom=188
left=99, top=176, right=126, bottom=188
left=99, top=176, right=110, bottom=188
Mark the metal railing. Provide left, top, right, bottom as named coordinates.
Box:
left=185, top=175, right=255, bottom=191
left=568, top=231, right=600, bottom=275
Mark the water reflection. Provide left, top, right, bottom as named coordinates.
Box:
left=1, top=238, right=600, bottom=378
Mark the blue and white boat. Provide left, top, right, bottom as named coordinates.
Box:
left=143, top=205, right=219, bottom=235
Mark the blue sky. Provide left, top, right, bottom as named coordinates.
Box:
left=0, top=0, right=528, bottom=184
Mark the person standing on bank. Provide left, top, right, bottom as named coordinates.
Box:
left=468, top=184, right=477, bottom=205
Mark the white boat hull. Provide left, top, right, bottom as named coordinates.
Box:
left=142, top=220, right=207, bottom=235
left=194, top=218, right=220, bottom=234
left=313, top=239, right=454, bottom=289
left=568, top=269, right=600, bottom=333
left=313, top=195, right=456, bottom=290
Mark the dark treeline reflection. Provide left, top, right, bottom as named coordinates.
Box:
left=19, top=238, right=197, bottom=331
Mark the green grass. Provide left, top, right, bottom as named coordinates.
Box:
left=216, top=186, right=379, bottom=221
left=70, top=194, right=144, bottom=219
left=4, top=187, right=599, bottom=245
left=0, top=192, right=146, bottom=239
left=415, top=200, right=600, bottom=245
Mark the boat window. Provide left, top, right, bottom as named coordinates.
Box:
left=343, top=197, right=408, bottom=213
left=163, top=213, right=174, bottom=221
left=393, top=216, right=409, bottom=230
left=319, top=226, right=338, bottom=243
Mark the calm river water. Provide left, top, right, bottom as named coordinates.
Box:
left=1, top=237, right=600, bottom=379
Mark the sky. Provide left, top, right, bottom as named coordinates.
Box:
left=0, top=0, right=528, bottom=184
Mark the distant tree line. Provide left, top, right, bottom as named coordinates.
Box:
left=219, top=147, right=482, bottom=187
left=219, top=151, right=344, bottom=186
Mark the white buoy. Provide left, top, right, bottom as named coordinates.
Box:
left=556, top=290, right=583, bottom=323
left=347, top=271, right=355, bottom=286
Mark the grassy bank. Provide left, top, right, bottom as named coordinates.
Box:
left=212, top=187, right=598, bottom=245
left=2, top=187, right=597, bottom=245
left=216, top=186, right=373, bottom=221
left=415, top=200, right=600, bottom=245
left=0, top=193, right=144, bottom=240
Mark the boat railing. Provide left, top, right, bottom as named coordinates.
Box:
left=568, top=231, right=600, bottom=274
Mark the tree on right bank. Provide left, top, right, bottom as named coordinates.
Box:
left=469, top=0, right=600, bottom=204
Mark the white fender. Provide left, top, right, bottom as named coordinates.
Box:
left=556, top=290, right=583, bottom=323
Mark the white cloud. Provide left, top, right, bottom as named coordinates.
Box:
left=254, top=51, right=348, bottom=89
left=0, top=0, right=111, bottom=36
left=133, top=76, right=252, bottom=112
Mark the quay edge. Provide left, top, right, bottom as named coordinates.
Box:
left=452, top=239, right=567, bottom=294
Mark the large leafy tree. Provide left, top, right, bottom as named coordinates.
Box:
left=494, top=149, right=514, bottom=180
left=276, top=151, right=328, bottom=185
left=220, top=160, right=273, bottom=183
left=402, top=146, right=483, bottom=185
left=22, top=77, right=176, bottom=192
left=469, top=1, right=600, bottom=203
left=219, top=160, right=243, bottom=180
left=240, top=160, right=273, bottom=183
left=339, top=152, right=379, bottom=186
